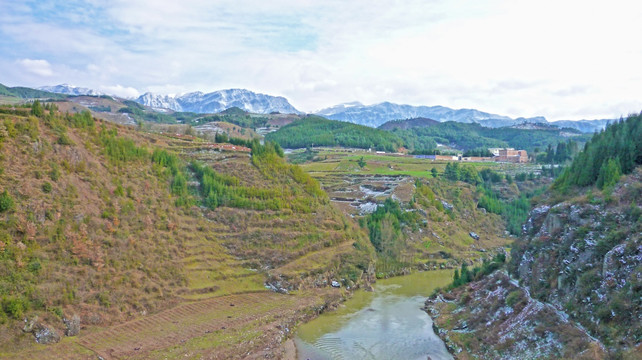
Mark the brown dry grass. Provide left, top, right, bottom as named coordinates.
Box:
left=0, top=104, right=373, bottom=357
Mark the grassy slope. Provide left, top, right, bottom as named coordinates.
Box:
left=0, top=103, right=374, bottom=357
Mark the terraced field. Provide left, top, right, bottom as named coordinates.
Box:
left=10, top=290, right=335, bottom=360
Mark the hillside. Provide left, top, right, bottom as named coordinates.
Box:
left=555, top=114, right=642, bottom=189
left=425, top=113, right=642, bottom=359
left=0, top=101, right=374, bottom=358
left=0, top=83, right=66, bottom=102
left=265, top=115, right=404, bottom=152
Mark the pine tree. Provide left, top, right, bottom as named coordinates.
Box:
left=596, top=158, right=621, bottom=189
left=31, top=100, right=44, bottom=117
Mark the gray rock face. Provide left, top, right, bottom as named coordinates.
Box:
left=509, top=172, right=642, bottom=353
left=425, top=271, right=605, bottom=359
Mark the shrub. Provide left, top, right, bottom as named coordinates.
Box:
left=2, top=296, right=28, bottom=319
left=505, top=290, right=522, bottom=307
left=57, top=133, right=73, bottom=145
left=51, top=307, right=63, bottom=318
left=49, top=165, right=60, bottom=181
left=27, top=259, right=41, bottom=273
left=42, top=182, right=53, bottom=193
left=0, top=190, right=14, bottom=212
left=96, top=292, right=111, bottom=308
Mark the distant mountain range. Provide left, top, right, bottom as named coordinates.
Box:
left=549, top=119, right=614, bottom=133
left=315, top=101, right=611, bottom=133
left=135, top=89, right=302, bottom=115
left=38, top=84, right=103, bottom=96
left=10, top=83, right=615, bottom=133
left=314, top=101, right=525, bottom=127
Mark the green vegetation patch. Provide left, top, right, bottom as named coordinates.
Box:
left=266, top=115, right=403, bottom=151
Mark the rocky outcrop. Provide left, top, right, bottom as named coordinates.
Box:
left=426, top=169, right=642, bottom=359
left=509, top=170, right=642, bottom=355
left=22, top=316, right=61, bottom=344
left=425, top=271, right=605, bottom=359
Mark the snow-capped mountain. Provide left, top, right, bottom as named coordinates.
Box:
left=135, top=89, right=301, bottom=114
left=315, top=101, right=584, bottom=129
left=136, top=93, right=183, bottom=112
left=315, top=101, right=523, bottom=128
left=38, top=84, right=103, bottom=96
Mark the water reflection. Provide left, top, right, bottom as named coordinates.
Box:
left=295, top=270, right=454, bottom=360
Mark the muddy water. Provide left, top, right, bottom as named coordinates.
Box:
left=295, top=270, right=454, bottom=360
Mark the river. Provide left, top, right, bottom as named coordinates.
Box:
left=294, top=270, right=454, bottom=360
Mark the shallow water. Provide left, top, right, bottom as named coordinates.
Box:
left=295, top=270, right=454, bottom=360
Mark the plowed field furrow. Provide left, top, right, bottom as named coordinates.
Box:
left=77, top=291, right=313, bottom=359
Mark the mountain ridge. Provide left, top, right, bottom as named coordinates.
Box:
left=135, top=89, right=302, bottom=115
left=317, top=101, right=612, bottom=133
left=38, top=84, right=103, bottom=96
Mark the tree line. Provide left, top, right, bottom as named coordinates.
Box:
left=555, top=113, right=642, bottom=191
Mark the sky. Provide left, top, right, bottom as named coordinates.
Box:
left=1, top=0, right=641, bottom=120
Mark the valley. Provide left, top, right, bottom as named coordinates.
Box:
left=0, top=87, right=638, bottom=360
left=2, top=0, right=641, bottom=358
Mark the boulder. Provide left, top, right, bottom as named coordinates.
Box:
left=63, top=314, right=81, bottom=337
left=34, top=324, right=61, bottom=344
left=22, top=316, right=39, bottom=333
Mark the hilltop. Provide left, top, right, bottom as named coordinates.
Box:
left=0, top=84, right=66, bottom=103
left=265, top=115, right=404, bottom=152
left=378, top=117, right=439, bottom=131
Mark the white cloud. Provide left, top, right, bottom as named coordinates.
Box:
left=2, top=0, right=642, bottom=120
left=99, top=85, right=140, bottom=99
left=17, top=58, right=54, bottom=77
